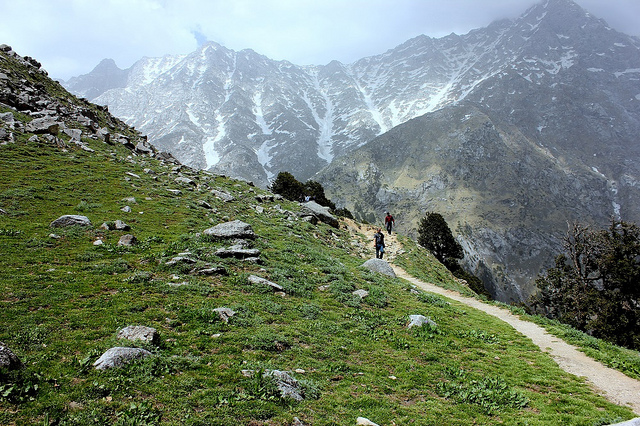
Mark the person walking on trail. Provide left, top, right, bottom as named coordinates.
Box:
left=374, top=228, right=385, bottom=259
left=385, top=212, right=395, bottom=235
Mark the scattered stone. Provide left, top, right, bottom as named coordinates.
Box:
left=63, top=128, right=82, bottom=141
left=121, top=205, right=132, bottom=213
left=117, top=234, right=137, bottom=246
left=167, top=189, right=182, bottom=196
left=198, top=200, right=212, bottom=209
left=353, top=289, right=369, bottom=299
left=215, top=243, right=261, bottom=259
left=114, top=220, right=130, bottom=231
left=361, top=259, right=396, bottom=278
left=407, top=315, right=437, bottom=329
left=26, top=117, right=60, bottom=135
left=0, top=341, right=23, bottom=370
left=50, top=214, right=92, bottom=228
left=117, top=326, right=159, bottom=345
left=165, top=256, right=197, bottom=266
left=93, top=239, right=103, bottom=246
left=211, top=189, right=235, bottom=202
left=299, top=201, right=339, bottom=228
left=175, top=176, right=195, bottom=186
left=247, top=275, right=283, bottom=291
left=0, top=208, right=7, bottom=215
left=356, top=417, right=379, bottom=426
left=93, top=347, right=152, bottom=370
left=195, top=266, right=227, bottom=276
left=126, top=172, right=140, bottom=179
left=213, top=307, right=236, bottom=323
left=241, top=369, right=305, bottom=401
left=204, top=220, right=255, bottom=240
left=255, top=194, right=275, bottom=203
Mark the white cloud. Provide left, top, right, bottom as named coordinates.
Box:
left=0, top=0, right=638, bottom=80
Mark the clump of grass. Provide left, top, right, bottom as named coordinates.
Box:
left=437, top=367, right=529, bottom=414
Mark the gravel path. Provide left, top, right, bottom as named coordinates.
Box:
left=391, top=264, right=640, bottom=416
left=346, top=220, right=640, bottom=416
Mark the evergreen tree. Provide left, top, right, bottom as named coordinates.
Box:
left=532, top=219, right=640, bottom=349
left=269, top=172, right=305, bottom=201
left=417, top=212, right=464, bottom=267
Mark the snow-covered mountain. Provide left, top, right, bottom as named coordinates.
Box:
left=66, top=0, right=639, bottom=189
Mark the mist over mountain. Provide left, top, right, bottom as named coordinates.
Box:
left=64, top=0, right=640, bottom=301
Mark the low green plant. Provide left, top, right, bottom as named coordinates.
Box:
left=437, top=367, right=529, bottom=414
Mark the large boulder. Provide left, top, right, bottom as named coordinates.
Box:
left=26, top=117, right=60, bottom=135
left=299, top=201, right=338, bottom=228
left=203, top=220, right=255, bottom=239
left=93, top=347, right=152, bottom=370
left=361, top=259, right=396, bottom=278
left=50, top=215, right=92, bottom=228
left=0, top=342, right=23, bottom=370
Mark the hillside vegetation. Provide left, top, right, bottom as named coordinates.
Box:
left=0, top=46, right=638, bottom=425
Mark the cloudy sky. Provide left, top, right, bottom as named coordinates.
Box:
left=1, top=0, right=639, bottom=80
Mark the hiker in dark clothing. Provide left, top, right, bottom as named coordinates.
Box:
left=374, top=228, right=385, bottom=259
left=385, top=212, right=395, bottom=235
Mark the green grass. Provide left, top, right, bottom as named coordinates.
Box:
left=0, top=135, right=636, bottom=426
left=0, top=50, right=638, bottom=424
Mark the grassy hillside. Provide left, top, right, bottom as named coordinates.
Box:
left=0, top=46, right=638, bottom=425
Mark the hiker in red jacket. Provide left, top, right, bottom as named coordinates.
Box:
left=384, top=212, right=395, bottom=235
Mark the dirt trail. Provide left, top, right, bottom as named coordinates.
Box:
left=346, top=220, right=640, bottom=415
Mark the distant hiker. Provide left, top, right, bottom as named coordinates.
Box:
left=374, top=228, right=385, bottom=259
left=385, top=212, right=395, bottom=235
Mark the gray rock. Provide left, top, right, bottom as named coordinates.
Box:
left=50, top=214, right=92, bottom=228
left=26, top=117, right=60, bottom=135
left=165, top=256, right=197, bottom=266
left=114, top=220, right=130, bottom=231
left=607, top=419, right=640, bottom=426
left=247, top=275, right=283, bottom=291
left=216, top=243, right=261, bottom=259
left=0, top=112, right=15, bottom=129
left=121, top=205, right=131, bottom=213
left=353, top=289, right=369, bottom=299
left=356, top=418, right=379, bottom=426
left=211, top=189, right=235, bottom=202
left=117, top=234, right=137, bottom=246
left=175, top=176, right=196, bottom=186
left=93, top=347, right=152, bottom=370
left=63, top=128, right=82, bottom=141
left=213, top=307, right=236, bottom=323
left=195, top=266, right=227, bottom=276
left=117, top=326, right=159, bottom=344
left=361, top=259, right=396, bottom=278
left=167, top=189, right=182, bottom=196
left=241, top=369, right=305, bottom=401
left=198, top=200, right=212, bottom=209
left=299, top=201, right=338, bottom=228
left=407, top=315, right=437, bottom=329
left=0, top=341, right=23, bottom=370
left=204, top=220, right=255, bottom=240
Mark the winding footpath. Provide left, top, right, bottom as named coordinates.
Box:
left=391, top=264, right=640, bottom=416
left=349, top=220, right=640, bottom=417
